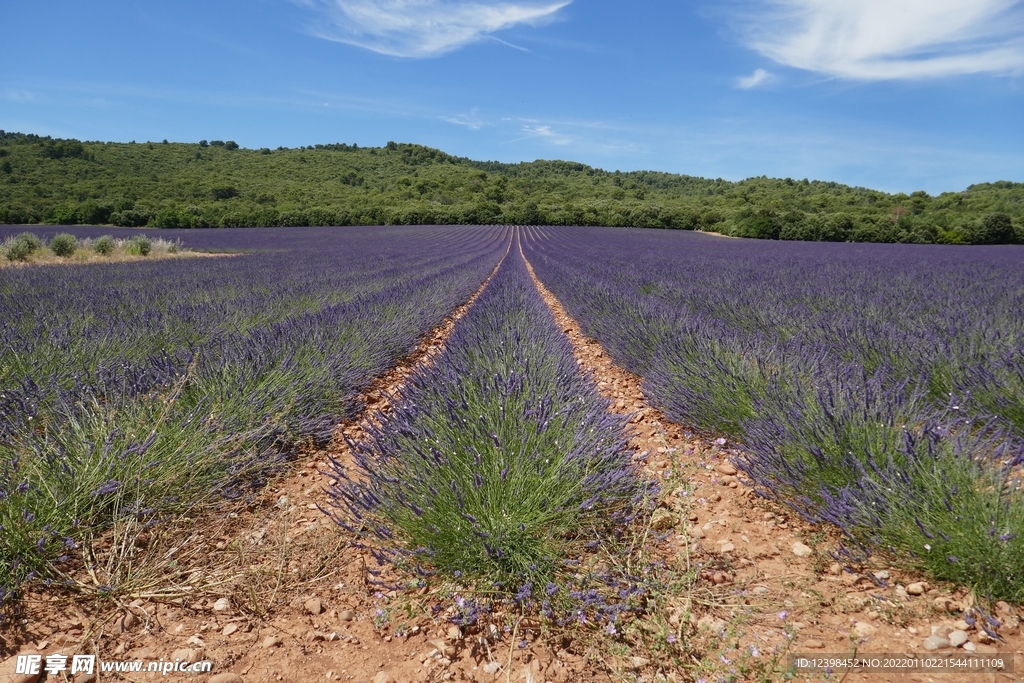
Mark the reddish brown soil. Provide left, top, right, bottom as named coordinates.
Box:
left=2, top=229, right=1021, bottom=683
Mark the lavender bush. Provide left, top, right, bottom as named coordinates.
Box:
left=522, top=226, right=1024, bottom=600
left=327, top=242, right=652, bottom=601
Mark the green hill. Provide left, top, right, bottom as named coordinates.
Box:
left=1, top=131, right=1021, bottom=244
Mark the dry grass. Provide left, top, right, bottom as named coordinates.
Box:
left=0, top=234, right=221, bottom=268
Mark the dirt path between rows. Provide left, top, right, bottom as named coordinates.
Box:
left=3, top=227, right=1021, bottom=683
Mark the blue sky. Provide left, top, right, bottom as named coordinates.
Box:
left=2, top=0, right=1023, bottom=194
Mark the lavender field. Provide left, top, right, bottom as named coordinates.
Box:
left=2, top=223, right=1023, bottom=618
left=1, top=225, right=510, bottom=605
left=522, top=226, right=1024, bottom=601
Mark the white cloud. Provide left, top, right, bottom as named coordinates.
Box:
left=301, top=0, right=570, bottom=58
left=519, top=122, right=571, bottom=144
left=2, top=89, right=39, bottom=103
left=523, top=124, right=565, bottom=142
left=737, top=68, right=773, bottom=88
left=737, top=0, right=1024, bottom=79
left=442, top=108, right=486, bottom=129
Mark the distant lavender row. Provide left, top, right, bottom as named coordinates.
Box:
left=522, top=226, right=1024, bottom=600
left=1, top=225, right=510, bottom=608
left=328, top=235, right=652, bottom=618
left=522, top=227, right=1024, bottom=434
left=1, top=226, right=506, bottom=386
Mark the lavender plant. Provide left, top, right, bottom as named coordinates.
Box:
left=327, top=244, right=652, bottom=603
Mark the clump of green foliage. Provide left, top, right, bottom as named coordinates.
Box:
left=92, top=234, right=116, bottom=255
left=3, top=240, right=31, bottom=262
left=0, top=130, right=1021, bottom=244
left=127, top=235, right=151, bottom=256
left=3, top=232, right=43, bottom=261
left=48, top=233, right=77, bottom=257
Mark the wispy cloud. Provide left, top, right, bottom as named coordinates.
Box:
left=737, top=68, right=774, bottom=88
left=299, top=0, right=571, bottom=58
left=522, top=123, right=570, bottom=144
left=736, top=0, right=1024, bottom=79
left=501, top=119, right=572, bottom=145
left=442, top=108, right=486, bottom=129
left=2, top=89, right=39, bottom=103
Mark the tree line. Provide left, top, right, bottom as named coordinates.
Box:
left=1, top=131, right=1021, bottom=244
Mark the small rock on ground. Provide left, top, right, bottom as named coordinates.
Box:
left=792, top=542, right=813, bottom=558
left=923, top=635, right=950, bottom=651
left=853, top=622, right=876, bottom=638
left=948, top=630, right=969, bottom=647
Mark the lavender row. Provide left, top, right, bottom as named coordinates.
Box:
left=1, top=226, right=510, bottom=608
left=522, top=226, right=1024, bottom=601
left=327, top=234, right=652, bottom=617
left=1, top=226, right=505, bottom=387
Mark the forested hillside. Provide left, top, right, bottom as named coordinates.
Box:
left=1, top=131, right=1021, bottom=244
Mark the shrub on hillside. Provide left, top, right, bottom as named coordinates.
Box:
left=110, top=209, right=153, bottom=227
left=50, top=204, right=80, bottom=225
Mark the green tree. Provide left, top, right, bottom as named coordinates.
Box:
left=50, top=204, right=79, bottom=225
left=969, top=213, right=1016, bottom=244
